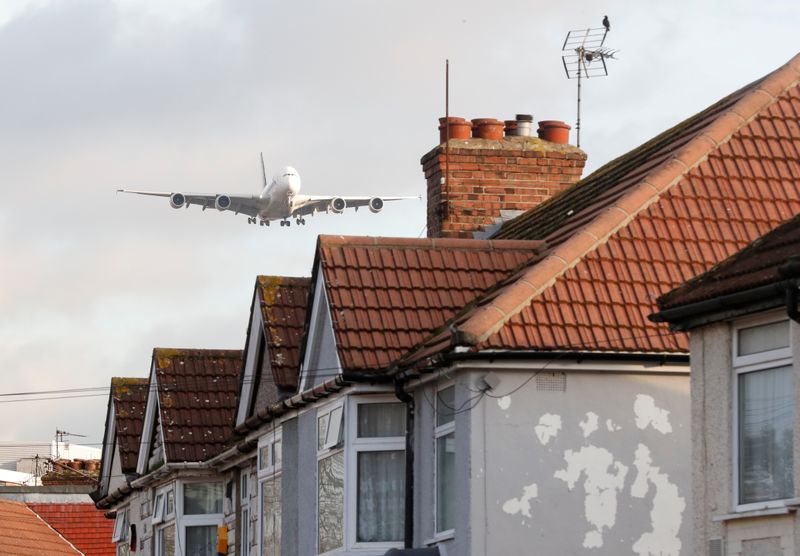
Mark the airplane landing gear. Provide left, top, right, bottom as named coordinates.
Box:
left=295, top=217, right=306, bottom=225
left=248, top=217, right=256, bottom=224
left=280, top=219, right=290, bottom=227
left=259, top=219, right=269, bottom=227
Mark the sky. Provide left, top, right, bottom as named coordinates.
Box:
left=0, top=0, right=797, bottom=450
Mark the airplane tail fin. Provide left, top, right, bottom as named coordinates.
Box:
left=260, top=152, right=268, bottom=189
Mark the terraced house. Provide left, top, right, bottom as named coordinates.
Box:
left=94, top=52, right=800, bottom=555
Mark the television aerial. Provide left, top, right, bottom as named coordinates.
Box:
left=561, top=23, right=619, bottom=148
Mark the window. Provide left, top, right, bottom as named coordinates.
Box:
left=152, top=492, right=165, bottom=524
left=258, top=432, right=282, bottom=556
left=734, top=317, right=794, bottom=508
left=241, top=472, right=250, bottom=556
left=435, top=386, right=455, bottom=533
left=317, top=402, right=344, bottom=553
left=352, top=400, right=405, bottom=545
left=152, top=486, right=176, bottom=556
left=112, top=507, right=129, bottom=542
left=179, top=481, right=224, bottom=555
left=155, top=525, right=175, bottom=556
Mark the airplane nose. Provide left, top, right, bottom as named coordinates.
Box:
left=288, top=175, right=301, bottom=194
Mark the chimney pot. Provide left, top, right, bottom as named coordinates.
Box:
left=471, top=118, right=504, bottom=140
left=537, top=120, right=571, bottom=144
left=504, top=120, right=518, bottom=137
left=438, top=117, right=472, bottom=143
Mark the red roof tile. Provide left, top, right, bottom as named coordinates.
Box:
left=657, top=212, right=800, bottom=310
left=111, top=378, right=148, bottom=473
left=26, top=503, right=114, bottom=556
left=0, top=499, right=81, bottom=555
left=316, top=236, right=545, bottom=370
left=153, top=348, right=243, bottom=463
left=257, top=276, right=310, bottom=391
left=400, top=53, right=800, bottom=362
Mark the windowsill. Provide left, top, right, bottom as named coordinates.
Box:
left=425, top=530, right=455, bottom=546
left=713, top=499, right=800, bottom=522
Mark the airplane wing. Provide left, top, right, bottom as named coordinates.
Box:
left=292, top=195, right=419, bottom=216
left=117, top=189, right=263, bottom=218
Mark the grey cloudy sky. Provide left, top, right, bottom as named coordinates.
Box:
left=0, top=0, right=797, bottom=448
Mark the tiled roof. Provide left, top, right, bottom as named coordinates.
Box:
left=111, top=378, right=148, bottom=474
left=657, top=212, right=800, bottom=310
left=26, top=503, right=114, bottom=556
left=400, top=53, right=800, bottom=362
left=153, top=348, right=243, bottom=463
left=257, top=276, right=310, bottom=391
left=0, top=499, right=81, bottom=555
left=316, top=236, right=545, bottom=370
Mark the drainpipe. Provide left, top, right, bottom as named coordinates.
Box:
left=394, top=377, right=414, bottom=548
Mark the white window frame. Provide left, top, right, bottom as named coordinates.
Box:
left=258, top=429, right=282, bottom=556
left=732, top=313, right=794, bottom=512
left=152, top=485, right=175, bottom=526
left=316, top=399, right=345, bottom=555
left=434, top=384, right=456, bottom=538
left=112, top=507, right=129, bottom=543
left=346, top=396, right=406, bottom=551
left=177, top=480, right=225, bottom=554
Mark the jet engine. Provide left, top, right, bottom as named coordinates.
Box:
left=215, top=195, right=232, bottom=211
left=169, top=192, right=186, bottom=209
left=368, top=197, right=384, bottom=213
left=329, top=197, right=346, bottom=214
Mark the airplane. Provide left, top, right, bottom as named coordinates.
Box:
left=117, top=154, right=418, bottom=227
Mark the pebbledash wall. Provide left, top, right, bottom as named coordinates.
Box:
left=410, top=362, right=691, bottom=555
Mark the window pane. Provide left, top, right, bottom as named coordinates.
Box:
left=166, top=490, right=174, bottom=515
left=185, top=525, right=217, bottom=556
left=318, top=412, right=330, bottom=450
left=436, top=432, right=455, bottom=532
left=318, top=452, right=344, bottom=553
left=325, top=406, right=344, bottom=448
left=358, top=403, right=405, bottom=437
left=241, top=508, right=249, bottom=556
left=437, top=387, right=456, bottom=427
left=273, top=440, right=282, bottom=467
left=261, top=477, right=282, bottom=556
left=357, top=450, right=404, bottom=542
left=259, top=445, right=270, bottom=470
left=739, top=365, right=794, bottom=504
left=183, top=483, right=223, bottom=515
left=157, top=525, right=174, bottom=556
left=738, top=320, right=790, bottom=356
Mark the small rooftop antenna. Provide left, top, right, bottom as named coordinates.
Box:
left=55, top=429, right=86, bottom=460
left=561, top=20, right=618, bottom=148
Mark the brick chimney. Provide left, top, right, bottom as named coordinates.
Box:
left=422, top=119, right=587, bottom=238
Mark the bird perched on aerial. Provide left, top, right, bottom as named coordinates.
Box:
left=602, top=15, right=610, bottom=32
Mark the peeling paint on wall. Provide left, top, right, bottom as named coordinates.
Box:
left=502, top=482, right=538, bottom=518
left=534, top=414, right=562, bottom=445
left=634, top=395, right=672, bottom=434
left=554, top=445, right=629, bottom=548
left=498, top=396, right=511, bottom=410
left=630, top=444, right=684, bottom=556
left=579, top=412, right=599, bottom=438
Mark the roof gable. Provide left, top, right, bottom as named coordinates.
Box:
left=314, top=236, right=545, bottom=371
left=138, top=348, right=242, bottom=469
left=236, top=276, right=310, bottom=429
left=111, top=378, right=148, bottom=473
left=401, top=53, right=800, bottom=362
left=26, top=503, right=115, bottom=556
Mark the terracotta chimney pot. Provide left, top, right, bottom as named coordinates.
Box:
left=471, top=118, right=504, bottom=140
left=537, top=120, right=571, bottom=144
left=438, top=117, right=472, bottom=143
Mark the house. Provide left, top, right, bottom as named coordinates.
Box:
left=0, top=498, right=83, bottom=554
left=94, top=51, right=800, bottom=555
left=94, top=349, right=242, bottom=556
left=653, top=213, right=800, bottom=556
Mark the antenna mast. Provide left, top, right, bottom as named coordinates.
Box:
left=561, top=24, right=618, bottom=148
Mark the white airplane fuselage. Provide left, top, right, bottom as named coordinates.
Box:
left=257, top=166, right=306, bottom=221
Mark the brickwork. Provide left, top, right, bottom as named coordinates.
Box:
left=421, top=136, right=587, bottom=238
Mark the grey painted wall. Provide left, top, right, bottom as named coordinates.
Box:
left=691, top=317, right=800, bottom=556
left=412, top=365, right=691, bottom=556
left=296, top=409, right=320, bottom=556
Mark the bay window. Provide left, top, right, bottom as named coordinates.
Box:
left=734, top=317, right=794, bottom=508
left=153, top=485, right=176, bottom=556
left=258, top=431, right=282, bottom=556
left=179, top=481, right=223, bottom=555
left=435, top=385, right=455, bottom=534
left=352, top=400, right=405, bottom=545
